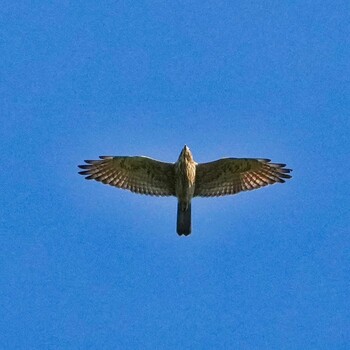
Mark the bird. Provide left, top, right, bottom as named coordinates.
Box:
left=78, top=145, right=292, bottom=236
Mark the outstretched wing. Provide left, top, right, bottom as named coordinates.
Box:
left=78, top=156, right=176, bottom=196
left=194, top=158, right=292, bottom=197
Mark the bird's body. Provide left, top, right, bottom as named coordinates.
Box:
left=175, top=146, right=196, bottom=204
left=78, top=145, right=292, bottom=236
left=175, top=146, right=197, bottom=235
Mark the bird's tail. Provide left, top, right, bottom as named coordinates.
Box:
left=177, top=202, right=191, bottom=236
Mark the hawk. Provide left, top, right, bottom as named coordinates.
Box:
left=78, top=145, right=292, bottom=236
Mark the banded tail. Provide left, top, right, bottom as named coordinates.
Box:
left=177, top=202, right=191, bottom=236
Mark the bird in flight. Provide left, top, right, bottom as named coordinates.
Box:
left=78, top=146, right=292, bottom=236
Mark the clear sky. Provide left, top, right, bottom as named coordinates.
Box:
left=1, top=1, right=349, bottom=349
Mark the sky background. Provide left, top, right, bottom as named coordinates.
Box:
left=1, top=1, right=349, bottom=349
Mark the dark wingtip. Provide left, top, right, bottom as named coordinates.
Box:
left=84, top=159, right=100, bottom=164
left=279, top=168, right=292, bottom=173
left=78, top=170, right=91, bottom=175
left=280, top=173, right=292, bottom=179
left=78, top=164, right=91, bottom=169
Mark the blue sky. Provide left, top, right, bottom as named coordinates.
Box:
left=1, top=1, right=349, bottom=349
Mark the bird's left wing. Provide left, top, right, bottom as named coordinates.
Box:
left=194, top=158, right=292, bottom=197
left=78, top=156, right=176, bottom=196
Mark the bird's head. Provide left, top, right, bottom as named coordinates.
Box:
left=179, top=145, right=194, bottom=162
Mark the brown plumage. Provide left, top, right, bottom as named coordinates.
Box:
left=78, top=145, right=292, bottom=236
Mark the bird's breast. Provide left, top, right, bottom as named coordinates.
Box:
left=175, top=160, right=196, bottom=201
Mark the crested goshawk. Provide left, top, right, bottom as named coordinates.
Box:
left=78, top=146, right=292, bottom=236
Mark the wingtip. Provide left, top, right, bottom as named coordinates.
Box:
left=78, top=164, right=90, bottom=169
left=279, top=168, right=292, bottom=173
left=258, top=158, right=271, bottom=163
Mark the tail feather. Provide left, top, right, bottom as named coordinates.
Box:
left=177, top=202, right=191, bottom=236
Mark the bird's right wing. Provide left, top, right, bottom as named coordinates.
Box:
left=78, top=156, right=176, bottom=196
left=194, top=158, right=292, bottom=197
